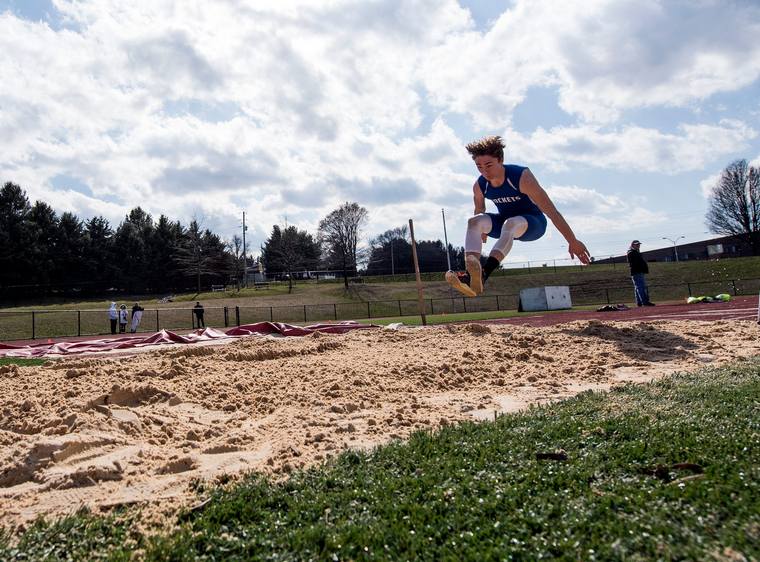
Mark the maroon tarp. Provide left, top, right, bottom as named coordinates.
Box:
left=0, top=321, right=378, bottom=358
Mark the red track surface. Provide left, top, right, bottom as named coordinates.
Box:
left=483, top=295, right=759, bottom=328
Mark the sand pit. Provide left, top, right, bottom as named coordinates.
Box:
left=1, top=318, right=758, bottom=530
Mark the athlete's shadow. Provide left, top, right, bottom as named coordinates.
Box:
left=560, top=320, right=701, bottom=362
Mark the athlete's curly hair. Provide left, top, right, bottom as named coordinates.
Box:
left=465, top=135, right=505, bottom=161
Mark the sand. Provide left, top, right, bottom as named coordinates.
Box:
left=1, top=318, right=758, bottom=531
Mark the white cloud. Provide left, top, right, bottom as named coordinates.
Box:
left=423, top=0, right=760, bottom=124
left=0, top=0, right=758, bottom=256
left=700, top=171, right=722, bottom=198
left=545, top=184, right=667, bottom=235
left=508, top=120, right=756, bottom=173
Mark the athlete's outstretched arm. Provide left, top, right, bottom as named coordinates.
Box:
left=472, top=182, right=488, bottom=243
left=519, top=169, right=591, bottom=264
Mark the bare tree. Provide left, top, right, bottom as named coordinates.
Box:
left=318, top=202, right=368, bottom=289
left=706, top=159, right=760, bottom=255
left=228, top=234, right=248, bottom=290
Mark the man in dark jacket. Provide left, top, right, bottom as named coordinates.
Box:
left=193, top=301, right=205, bottom=328
left=627, top=240, right=655, bottom=306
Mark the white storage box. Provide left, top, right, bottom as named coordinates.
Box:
left=518, top=286, right=572, bottom=312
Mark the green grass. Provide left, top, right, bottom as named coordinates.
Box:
left=2, top=360, right=758, bottom=561
left=0, top=357, right=46, bottom=367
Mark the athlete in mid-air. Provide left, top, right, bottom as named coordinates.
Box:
left=446, top=135, right=591, bottom=297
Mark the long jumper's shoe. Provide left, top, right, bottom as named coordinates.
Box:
left=465, top=255, right=483, bottom=295
left=446, top=270, right=477, bottom=297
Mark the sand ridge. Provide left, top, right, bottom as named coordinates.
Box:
left=1, top=318, right=758, bottom=530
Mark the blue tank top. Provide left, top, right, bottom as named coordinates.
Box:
left=477, top=165, right=543, bottom=218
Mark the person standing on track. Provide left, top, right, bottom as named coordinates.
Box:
left=627, top=240, right=655, bottom=306
left=130, top=302, right=145, bottom=333
left=193, top=301, right=205, bottom=328
left=118, top=304, right=128, bottom=333
left=108, top=302, right=118, bottom=334
left=446, top=135, right=591, bottom=297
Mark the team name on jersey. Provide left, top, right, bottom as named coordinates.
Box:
left=492, top=195, right=522, bottom=204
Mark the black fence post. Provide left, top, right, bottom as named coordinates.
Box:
left=367, top=301, right=371, bottom=319
left=605, top=288, right=610, bottom=304
left=78, top=310, right=81, bottom=337
left=687, top=282, right=692, bottom=296
left=32, top=311, right=35, bottom=339
left=303, top=305, right=307, bottom=323
left=463, top=297, right=467, bottom=313
left=732, top=280, right=738, bottom=295
left=398, top=300, right=402, bottom=316
left=156, top=309, right=159, bottom=332
left=496, top=295, right=501, bottom=310
left=270, top=307, right=273, bottom=322
left=334, top=303, right=337, bottom=320
left=235, top=306, right=240, bottom=326
left=430, top=299, right=434, bottom=315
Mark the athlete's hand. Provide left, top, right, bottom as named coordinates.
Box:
left=569, top=239, right=591, bottom=265
left=481, top=233, right=488, bottom=243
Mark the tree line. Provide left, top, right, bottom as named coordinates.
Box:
left=0, top=182, right=464, bottom=298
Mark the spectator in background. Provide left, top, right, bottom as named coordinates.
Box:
left=108, top=302, right=118, bottom=334
left=627, top=240, right=655, bottom=307
left=130, top=302, right=145, bottom=333
left=118, top=304, right=128, bottom=333
left=193, top=301, right=205, bottom=328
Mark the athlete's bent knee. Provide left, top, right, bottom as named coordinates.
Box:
left=467, top=214, right=491, bottom=233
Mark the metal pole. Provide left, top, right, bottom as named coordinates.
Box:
left=408, top=219, right=427, bottom=326
left=156, top=309, right=159, bottom=332
left=78, top=310, right=81, bottom=337
left=242, top=211, right=247, bottom=288
left=442, top=208, right=452, bottom=271
left=32, top=311, right=35, bottom=339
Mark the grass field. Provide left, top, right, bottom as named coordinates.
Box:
left=2, top=257, right=760, bottom=341
left=2, top=359, right=758, bottom=561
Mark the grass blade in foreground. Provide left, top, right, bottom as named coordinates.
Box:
left=2, top=361, right=759, bottom=561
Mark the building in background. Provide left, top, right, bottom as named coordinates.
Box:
left=596, top=234, right=754, bottom=265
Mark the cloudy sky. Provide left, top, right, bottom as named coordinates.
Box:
left=2, top=0, right=760, bottom=267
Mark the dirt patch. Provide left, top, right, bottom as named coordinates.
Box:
left=0, top=319, right=758, bottom=530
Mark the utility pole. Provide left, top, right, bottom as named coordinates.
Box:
left=442, top=208, right=452, bottom=270
left=242, top=211, right=248, bottom=287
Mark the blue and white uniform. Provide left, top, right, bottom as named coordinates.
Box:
left=477, top=164, right=547, bottom=242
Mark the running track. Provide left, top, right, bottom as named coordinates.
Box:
left=482, top=295, right=759, bottom=328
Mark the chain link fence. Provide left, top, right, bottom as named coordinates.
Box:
left=2, top=277, right=758, bottom=342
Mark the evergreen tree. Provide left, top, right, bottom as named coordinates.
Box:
left=83, top=216, right=115, bottom=293
left=28, top=201, right=59, bottom=287
left=0, top=182, right=32, bottom=287
left=261, top=225, right=321, bottom=293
